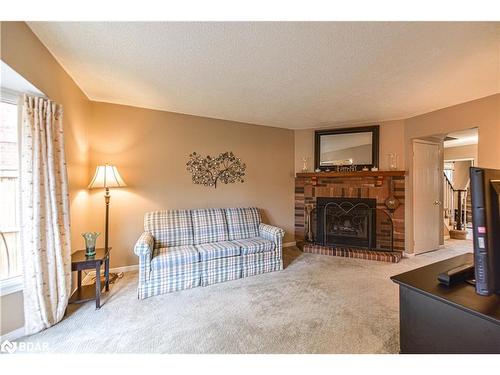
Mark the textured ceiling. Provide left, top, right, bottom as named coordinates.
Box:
left=28, top=22, right=499, bottom=129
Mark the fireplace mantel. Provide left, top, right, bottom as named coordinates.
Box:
left=296, top=170, right=406, bottom=178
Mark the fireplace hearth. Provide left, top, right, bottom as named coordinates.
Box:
left=316, top=197, right=376, bottom=248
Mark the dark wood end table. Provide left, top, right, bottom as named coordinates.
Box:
left=69, top=247, right=111, bottom=309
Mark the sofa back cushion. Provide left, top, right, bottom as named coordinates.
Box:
left=144, top=210, right=194, bottom=248
left=192, top=208, right=229, bottom=245
left=225, top=207, right=261, bottom=240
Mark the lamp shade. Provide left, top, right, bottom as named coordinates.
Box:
left=88, top=164, right=127, bottom=189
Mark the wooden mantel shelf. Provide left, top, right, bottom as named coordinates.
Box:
left=295, top=170, right=406, bottom=178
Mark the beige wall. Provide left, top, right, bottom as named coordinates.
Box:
left=1, top=21, right=91, bottom=336
left=444, top=144, right=478, bottom=161
left=294, top=120, right=406, bottom=173
left=87, top=102, right=295, bottom=268
left=451, top=160, right=473, bottom=190
left=404, top=94, right=500, bottom=253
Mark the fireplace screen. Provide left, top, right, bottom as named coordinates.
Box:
left=316, top=197, right=376, bottom=248
left=328, top=204, right=369, bottom=238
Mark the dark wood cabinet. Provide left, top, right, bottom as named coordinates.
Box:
left=391, top=253, right=500, bottom=353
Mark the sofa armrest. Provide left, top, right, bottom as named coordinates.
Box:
left=134, top=232, right=155, bottom=293
left=259, top=223, right=284, bottom=243
left=134, top=232, right=155, bottom=256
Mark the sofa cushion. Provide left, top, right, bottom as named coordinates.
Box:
left=151, top=245, right=199, bottom=270
left=232, top=236, right=275, bottom=255
left=192, top=208, right=229, bottom=245
left=225, top=207, right=261, bottom=240
left=196, top=241, right=241, bottom=261
left=144, top=210, right=194, bottom=248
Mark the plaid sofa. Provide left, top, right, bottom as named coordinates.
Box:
left=134, top=207, right=284, bottom=299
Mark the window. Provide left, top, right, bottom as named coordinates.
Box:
left=0, top=97, right=22, bottom=288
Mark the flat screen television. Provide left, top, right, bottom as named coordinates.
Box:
left=470, top=167, right=500, bottom=296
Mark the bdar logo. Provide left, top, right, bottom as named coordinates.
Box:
left=1, top=339, right=17, bottom=354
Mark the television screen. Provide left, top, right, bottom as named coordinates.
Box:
left=470, top=167, right=500, bottom=296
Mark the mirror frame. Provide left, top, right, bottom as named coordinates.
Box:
left=314, top=125, right=380, bottom=171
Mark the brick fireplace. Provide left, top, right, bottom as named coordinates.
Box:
left=295, top=171, right=405, bottom=262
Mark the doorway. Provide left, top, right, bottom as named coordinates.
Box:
left=443, top=128, right=478, bottom=244
left=443, top=159, right=474, bottom=239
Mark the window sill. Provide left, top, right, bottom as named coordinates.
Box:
left=0, top=275, right=23, bottom=297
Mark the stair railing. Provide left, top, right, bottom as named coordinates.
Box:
left=443, top=172, right=468, bottom=231
left=443, top=172, right=455, bottom=227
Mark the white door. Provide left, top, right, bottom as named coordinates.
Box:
left=413, top=140, right=441, bottom=253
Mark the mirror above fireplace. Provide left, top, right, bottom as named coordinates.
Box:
left=314, top=125, right=379, bottom=171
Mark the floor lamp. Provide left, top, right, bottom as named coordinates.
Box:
left=88, top=164, right=127, bottom=283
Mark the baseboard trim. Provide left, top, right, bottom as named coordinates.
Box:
left=283, top=241, right=296, bottom=248
left=110, top=265, right=139, bottom=273
left=1, top=326, right=25, bottom=342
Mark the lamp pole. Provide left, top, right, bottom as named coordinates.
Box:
left=104, top=187, right=110, bottom=252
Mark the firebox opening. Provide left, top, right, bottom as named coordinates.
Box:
left=316, top=197, right=376, bottom=248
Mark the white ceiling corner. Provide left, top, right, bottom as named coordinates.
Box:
left=27, top=22, right=500, bottom=129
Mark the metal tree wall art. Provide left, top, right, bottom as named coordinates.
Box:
left=186, top=151, right=246, bottom=188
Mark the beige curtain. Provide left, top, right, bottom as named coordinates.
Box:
left=21, top=95, right=71, bottom=335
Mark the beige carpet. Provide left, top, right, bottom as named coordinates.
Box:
left=17, top=239, right=471, bottom=353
